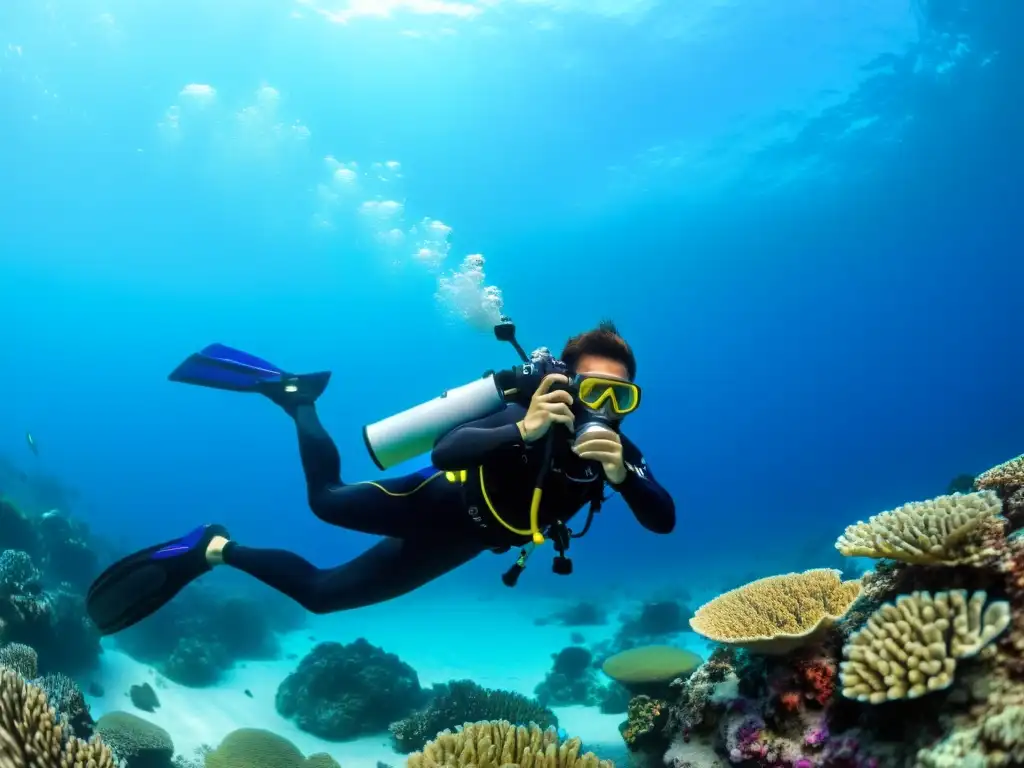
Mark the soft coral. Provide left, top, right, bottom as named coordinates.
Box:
left=796, top=656, right=836, bottom=706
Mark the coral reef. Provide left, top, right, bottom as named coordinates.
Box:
left=205, top=727, right=335, bottom=768
left=621, top=695, right=668, bottom=749
left=622, top=472, right=1024, bottom=767
left=33, top=671, right=93, bottom=737
left=406, top=719, right=612, bottom=768
left=114, top=583, right=284, bottom=688
left=276, top=638, right=426, bottom=741
left=535, top=646, right=606, bottom=708
left=0, top=499, right=103, bottom=676
left=0, top=643, right=37, bottom=680
left=95, top=710, right=175, bottom=768
left=602, top=646, right=702, bottom=691
left=840, top=590, right=1010, bottom=703
left=0, top=666, right=115, bottom=766
left=689, top=569, right=862, bottom=655
left=834, top=491, right=1003, bottom=566
left=390, top=679, right=558, bottom=754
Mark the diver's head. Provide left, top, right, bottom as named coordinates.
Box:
left=560, top=319, right=636, bottom=381
left=559, top=320, right=640, bottom=438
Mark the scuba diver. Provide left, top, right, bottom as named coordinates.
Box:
left=86, top=320, right=675, bottom=635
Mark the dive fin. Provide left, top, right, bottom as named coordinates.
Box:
left=168, top=343, right=285, bottom=393
left=86, top=524, right=229, bottom=636
left=168, top=343, right=332, bottom=406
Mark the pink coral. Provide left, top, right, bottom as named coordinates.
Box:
left=804, top=722, right=829, bottom=747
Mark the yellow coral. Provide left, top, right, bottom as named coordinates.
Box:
left=840, top=590, right=1011, bottom=704
left=0, top=667, right=116, bottom=767
left=406, top=719, right=612, bottom=768
left=975, top=454, right=1024, bottom=491
left=916, top=706, right=1024, bottom=766
left=834, top=491, right=1003, bottom=565
left=688, top=569, right=862, bottom=655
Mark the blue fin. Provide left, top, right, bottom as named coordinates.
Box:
left=168, top=343, right=285, bottom=393
left=86, top=524, right=230, bottom=635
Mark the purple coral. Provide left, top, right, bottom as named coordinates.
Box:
left=803, top=719, right=829, bottom=747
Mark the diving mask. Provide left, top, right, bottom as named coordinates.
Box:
left=571, top=374, right=641, bottom=438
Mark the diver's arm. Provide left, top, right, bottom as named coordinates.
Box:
left=431, top=405, right=529, bottom=470
left=611, top=435, right=676, bottom=534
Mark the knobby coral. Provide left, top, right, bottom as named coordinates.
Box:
left=0, top=667, right=115, bottom=767
left=689, top=569, right=862, bottom=655
left=840, top=590, right=1011, bottom=703
left=406, top=720, right=611, bottom=768
left=834, top=491, right=1004, bottom=566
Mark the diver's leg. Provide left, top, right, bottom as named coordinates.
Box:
left=219, top=535, right=483, bottom=613
left=289, top=401, right=343, bottom=496
left=284, top=401, right=452, bottom=537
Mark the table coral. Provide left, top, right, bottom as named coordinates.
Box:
left=689, top=569, right=862, bottom=655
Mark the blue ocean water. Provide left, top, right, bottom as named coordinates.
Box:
left=1, top=0, right=1022, bottom=633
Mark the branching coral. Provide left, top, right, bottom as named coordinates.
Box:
left=689, top=569, right=862, bottom=655
left=32, top=673, right=91, bottom=737
left=916, top=705, right=1024, bottom=766
left=390, top=680, right=556, bottom=754
left=975, top=455, right=1024, bottom=492
left=0, top=667, right=115, bottom=767
left=839, top=590, right=1011, bottom=704
left=406, top=719, right=612, bottom=768
left=0, top=645, right=37, bottom=681
left=834, top=491, right=1004, bottom=566
left=0, top=552, right=41, bottom=596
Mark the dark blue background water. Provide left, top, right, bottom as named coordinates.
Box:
left=2, top=0, right=1021, bottom=600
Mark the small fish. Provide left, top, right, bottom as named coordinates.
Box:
left=25, top=432, right=38, bottom=456
left=244, top=689, right=253, bottom=698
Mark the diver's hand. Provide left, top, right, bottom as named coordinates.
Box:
left=573, top=429, right=627, bottom=484
left=517, top=374, right=574, bottom=442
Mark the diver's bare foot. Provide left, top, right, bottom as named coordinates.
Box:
left=206, top=535, right=229, bottom=566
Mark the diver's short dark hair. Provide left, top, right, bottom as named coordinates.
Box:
left=560, top=320, right=636, bottom=380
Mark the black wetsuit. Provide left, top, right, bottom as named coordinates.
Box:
left=222, top=402, right=676, bottom=613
